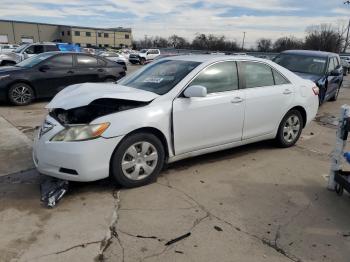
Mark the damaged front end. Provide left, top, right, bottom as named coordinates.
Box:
left=49, top=98, right=150, bottom=125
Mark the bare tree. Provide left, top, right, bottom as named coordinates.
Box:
left=273, top=36, right=303, bottom=52
left=168, top=35, right=189, bottom=49
left=256, top=38, right=272, bottom=52
left=304, top=24, right=343, bottom=53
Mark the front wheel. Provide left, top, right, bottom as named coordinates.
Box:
left=140, top=58, right=146, bottom=65
left=111, top=133, right=165, bottom=188
left=275, top=110, right=303, bottom=148
left=8, top=82, right=34, bottom=105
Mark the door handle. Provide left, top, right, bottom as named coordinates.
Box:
left=283, top=89, right=292, bottom=95
left=231, top=97, right=244, bottom=103
left=67, top=70, right=74, bottom=74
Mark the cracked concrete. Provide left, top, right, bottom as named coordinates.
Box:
left=0, top=71, right=350, bottom=261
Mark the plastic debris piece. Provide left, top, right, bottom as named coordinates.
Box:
left=165, top=232, right=191, bottom=246
left=40, top=178, right=69, bottom=208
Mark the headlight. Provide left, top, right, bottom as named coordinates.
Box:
left=51, top=123, right=110, bottom=142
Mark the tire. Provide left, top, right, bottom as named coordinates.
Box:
left=111, top=133, right=165, bottom=188
left=8, top=82, right=34, bottom=106
left=2, top=61, right=15, bottom=66
left=330, top=84, right=341, bottom=101
left=140, top=58, right=146, bottom=65
left=104, top=77, right=116, bottom=82
left=275, top=110, right=303, bottom=148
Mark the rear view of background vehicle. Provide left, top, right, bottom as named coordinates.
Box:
left=0, top=52, right=126, bottom=105
left=274, top=50, right=343, bottom=104
left=129, top=49, right=160, bottom=65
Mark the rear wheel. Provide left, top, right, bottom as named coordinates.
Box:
left=8, top=82, right=34, bottom=106
left=104, top=77, right=116, bottom=82
left=275, top=110, right=303, bottom=148
left=2, top=61, right=16, bottom=66
left=111, top=133, right=165, bottom=188
left=140, top=58, right=146, bottom=65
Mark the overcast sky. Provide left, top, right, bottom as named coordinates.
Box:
left=0, top=0, right=349, bottom=47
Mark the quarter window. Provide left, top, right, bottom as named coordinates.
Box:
left=242, top=62, right=274, bottom=88
left=273, top=69, right=289, bottom=85
left=77, top=55, right=98, bottom=67
left=189, top=61, right=238, bottom=93
left=44, top=55, right=73, bottom=68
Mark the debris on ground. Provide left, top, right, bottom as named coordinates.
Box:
left=40, top=178, right=69, bottom=208
left=165, top=232, right=191, bottom=246
left=214, top=226, right=223, bottom=232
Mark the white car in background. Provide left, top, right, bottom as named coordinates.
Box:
left=0, top=44, right=19, bottom=53
left=33, top=55, right=319, bottom=188
left=99, top=51, right=128, bottom=64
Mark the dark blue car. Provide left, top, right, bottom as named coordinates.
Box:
left=273, top=50, right=343, bottom=104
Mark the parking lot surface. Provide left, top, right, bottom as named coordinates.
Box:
left=0, top=69, right=350, bottom=262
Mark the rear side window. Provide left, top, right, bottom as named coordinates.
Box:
left=45, top=45, right=59, bottom=52
left=77, top=55, right=98, bottom=67
left=273, top=69, right=289, bottom=85
left=189, top=61, right=238, bottom=93
left=44, top=55, right=73, bottom=68
left=242, top=62, right=274, bottom=88
left=25, top=45, right=44, bottom=54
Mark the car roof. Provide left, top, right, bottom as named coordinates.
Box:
left=281, top=49, right=337, bottom=58
left=163, top=54, right=264, bottom=63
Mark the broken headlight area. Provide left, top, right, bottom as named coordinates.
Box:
left=49, top=98, right=149, bottom=125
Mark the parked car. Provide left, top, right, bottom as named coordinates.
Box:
left=99, top=51, right=128, bottom=68
left=341, top=58, right=350, bottom=76
left=0, top=44, right=19, bottom=53
left=129, top=49, right=160, bottom=65
left=33, top=55, right=318, bottom=188
left=0, top=52, right=126, bottom=105
left=273, top=50, right=343, bottom=104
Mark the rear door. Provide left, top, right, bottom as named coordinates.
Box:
left=240, top=61, right=294, bottom=139
left=32, top=54, right=75, bottom=97
left=74, top=54, right=100, bottom=83
left=325, top=56, right=342, bottom=100
left=173, top=61, right=245, bottom=155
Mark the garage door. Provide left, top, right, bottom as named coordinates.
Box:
left=0, top=35, right=8, bottom=43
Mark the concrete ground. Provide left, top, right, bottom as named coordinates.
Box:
left=0, top=67, right=350, bottom=262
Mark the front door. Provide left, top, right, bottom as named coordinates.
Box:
left=173, top=61, right=245, bottom=155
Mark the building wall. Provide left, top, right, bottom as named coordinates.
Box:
left=0, top=20, right=132, bottom=48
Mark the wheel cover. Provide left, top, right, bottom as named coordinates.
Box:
left=11, top=85, right=32, bottom=104
left=121, top=142, right=158, bottom=181
left=283, top=115, right=300, bottom=143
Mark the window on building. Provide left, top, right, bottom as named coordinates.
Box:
left=125, top=34, right=129, bottom=39
left=75, top=31, right=80, bottom=36
left=61, top=31, right=64, bottom=36
left=86, top=32, right=91, bottom=37
left=104, top=33, right=109, bottom=38
left=104, top=44, right=109, bottom=47
left=86, top=43, right=92, bottom=47
left=189, top=61, right=238, bottom=93
left=99, top=44, right=102, bottom=47
left=98, top=32, right=102, bottom=37
left=67, top=31, right=71, bottom=36
left=77, top=54, right=98, bottom=67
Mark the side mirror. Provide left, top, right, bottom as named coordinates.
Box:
left=330, top=69, right=341, bottom=76
left=39, top=65, right=50, bottom=72
left=184, top=85, right=207, bottom=98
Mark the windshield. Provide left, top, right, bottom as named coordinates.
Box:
left=16, top=52, right=55, bottom=68
left=119, top=59, right=200, bottom=95
left=140, top=49, right=147, bottom=53
left=274, top=54, right=327, bottom=75
left=14, top=44, right=29, bottom=53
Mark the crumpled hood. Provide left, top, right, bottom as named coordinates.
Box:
left=293, top=72, right=321, bottom=83
left=46, top=82, right=159, bottom=110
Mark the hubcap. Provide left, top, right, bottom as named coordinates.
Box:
left=283, top=115, right=300, bottom=143
left=12, top=85, right=32, bottom=104
left=121, top=142, right=158, bottom=181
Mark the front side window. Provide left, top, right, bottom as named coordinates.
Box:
left=77, top=55, right=97, bottom=67
left=189, top=61, right=238, bottom=93
left=328, top=58, right=336, bottom=73
left=119, top=59, right=200, bottom=95
left=44, top=55, right=73, bottom=68
left=242, top=62, right=274, bottom=88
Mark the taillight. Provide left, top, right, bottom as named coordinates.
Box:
left=312, top=86, right=319, bottom=95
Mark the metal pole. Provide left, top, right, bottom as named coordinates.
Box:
left=328, top=105, right=350, bottom=190
left=241, top=32, right=246, bottom=51
left=37, top=24, right=41, bottom=42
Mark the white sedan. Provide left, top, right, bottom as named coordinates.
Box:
left=33, top=55, right=319, bottom=187
left=99, top=51, right=128, bottom=64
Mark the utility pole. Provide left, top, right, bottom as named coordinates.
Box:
left=343, top=1, right=350, bottom=53
left=241, top=32, right=246, bottom=51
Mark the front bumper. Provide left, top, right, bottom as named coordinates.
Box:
left=33, top=116, right=124, bottom=182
